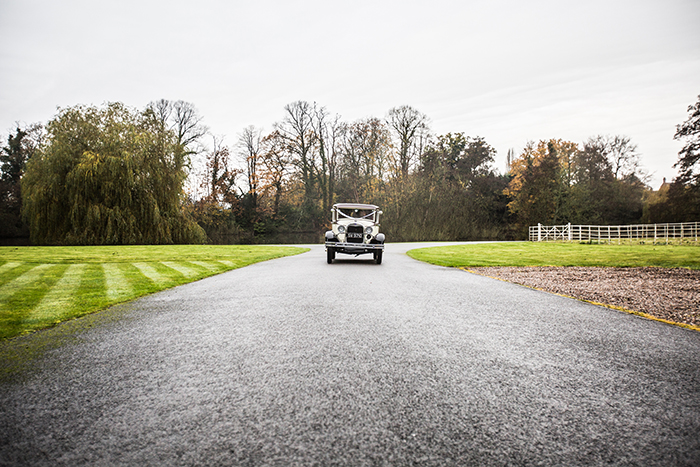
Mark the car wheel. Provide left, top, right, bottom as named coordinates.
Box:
left=327, top=248, right=335, bottom=264
left=374, top=250, right=382, bottom=265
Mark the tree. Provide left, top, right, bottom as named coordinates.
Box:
left=189, top=136, right=242, bottom=244
left=580, top=135, right=646, bottom=224
left=386, top=105, right=430, bottom=178
left=673, top=95, right=700, bottom=187
left=505, top=140, right=574, bottom=232
left=421, top=133, right=496, bottom=183
left=0, top=124, right=43, bottom=239
left=336, top=118, right=392, bottom=203
left=258, top=130, right=290, bottom=218
left=505, top=136, right=648, bottom=232
left=653, top=95, right=700, bottom=221
left=238, top=126, right=262, bottom=213
left=275, top=101, right=318, bottom=219
left=311, top=104, right=339, bottom=216
left=203, top=135, right=238, bottom=205
left=585, top=135, right=644, bottom=181
left=22, top=102, right=206, bottom=245
left=569, top=138, right=615, bottom=223
left=147, top=99, right=208, bottom=153
left=320, top=112, right=344, bottom=214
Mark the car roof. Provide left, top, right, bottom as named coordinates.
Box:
left=333, top=203, right=379, bottom=210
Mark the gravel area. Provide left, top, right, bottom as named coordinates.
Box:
left=468, top=266, right=700, bottom=328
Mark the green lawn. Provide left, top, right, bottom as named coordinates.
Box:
left=0, top=245, right=308, bottom=340
left=407, top=241, right=700, bottom=269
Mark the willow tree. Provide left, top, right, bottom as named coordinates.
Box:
left=22, top=102, right=206, bottom=245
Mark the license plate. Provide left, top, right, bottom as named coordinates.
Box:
left=348, top=232, right=362, bottom=238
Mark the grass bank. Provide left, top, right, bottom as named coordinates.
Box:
left=0, top=245, right=308, bottom=340
left=407, top=241, right=700, bottom=269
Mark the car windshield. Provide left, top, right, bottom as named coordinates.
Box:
left=338, top=208, right=373, bottom=220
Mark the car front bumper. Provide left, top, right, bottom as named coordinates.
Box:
left=325, top=242, right=384, bottom=254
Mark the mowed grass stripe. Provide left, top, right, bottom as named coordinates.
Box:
left=74, top=263, right=107, bottom=310
left=0, top=262, right=35, bottom=286
left=190, top=261, right=225, bottom=272
left=150, top=262, right=190, bottom=284
left=132, top=262, right=166, bottom=284
left=0, top=264, right=68, bottom=339
left=27, top=264, right=86, bottom=325
left=120, top=263, right=159, bottom=294
left=0, top=264, right=56, bottom=303
left=103, top=263, right=133, bottom=302
left=161, top=261, right=201, bottom=278
left=0, top=262, right=23, bottom=274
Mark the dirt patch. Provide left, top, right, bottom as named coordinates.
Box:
left=467, top=267, right=700, bottom=329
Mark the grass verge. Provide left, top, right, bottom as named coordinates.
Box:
left=407, top=241, right=700, bottom=269
left=0, top=245, right=308, bottom=340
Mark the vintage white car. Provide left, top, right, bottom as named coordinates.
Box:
left=325, top=203, right=385, bottom=264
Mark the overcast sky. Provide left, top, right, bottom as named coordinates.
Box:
left=1, top=0, right=699, bottom=188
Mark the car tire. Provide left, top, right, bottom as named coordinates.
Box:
left=327, top=248, right=335, bottom=264
left=374, top=250, right=382, bottom=265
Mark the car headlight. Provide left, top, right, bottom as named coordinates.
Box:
left=338, top=225, right=346, bottom=234
left=365, top=227, right=373, bottom=235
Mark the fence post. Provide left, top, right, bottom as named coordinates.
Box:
left=538, top=223, right=542, bottom=242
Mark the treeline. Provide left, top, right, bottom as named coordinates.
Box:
left=191, top=103, right=511, bottom=243
left=2, top=97, right=699, bottom=245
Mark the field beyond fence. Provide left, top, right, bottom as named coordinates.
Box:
left=530, top=222, right=700, bottom=244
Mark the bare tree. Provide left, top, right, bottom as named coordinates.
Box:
left=323, top=113, right=343, bottom=211
left=386, top=105, right=430, bottom=178
left=202, top=134, right=238, bottom=206
left=275, top=101, right=317, bottom=206
left=586, top=135, right=645, bottom=181
left=149, top=99, right=172, bottom=129
left=171, top=100, right=209, bottom=150
left=312, top=104, right=344, bottom=214
left=147, top=99, right=208, bottom=153
left=259, top=130, right=290, bottom=217
left=238, top=126, right=263, bottom=211
left=608, top=135, right=643, bottom=181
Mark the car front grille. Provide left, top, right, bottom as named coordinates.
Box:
left=346, top=224, right=364, bottom=243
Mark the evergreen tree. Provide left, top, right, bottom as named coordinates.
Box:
left=0, top=126, right=41, bottom=239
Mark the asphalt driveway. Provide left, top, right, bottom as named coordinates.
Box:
left=1, top=243, right=699, bottom=466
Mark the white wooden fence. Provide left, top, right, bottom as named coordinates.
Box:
left=529, top=222, right=700, bottom=243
